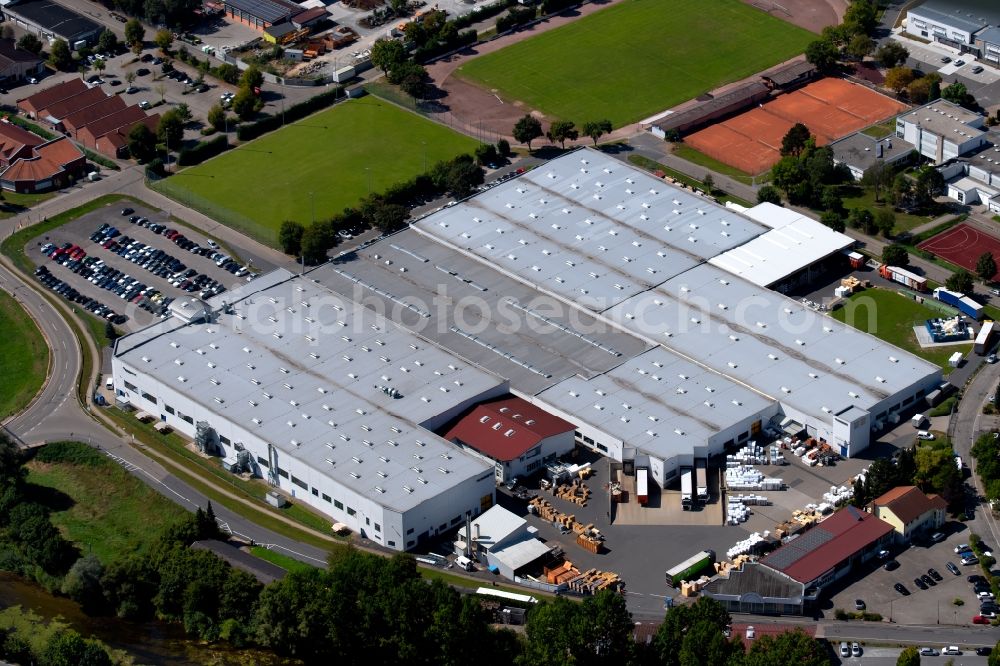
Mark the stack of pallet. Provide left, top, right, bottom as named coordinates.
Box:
left=544, top=561, right=580, bottom=585
left=566, top=568, right=623, bottom=595
left=555, top=480, right=591, bottom=506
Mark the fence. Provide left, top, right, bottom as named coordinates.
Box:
left=513, top=576, right=565, bottom=594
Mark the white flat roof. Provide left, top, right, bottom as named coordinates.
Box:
left=603, top=263, right=941, bottom=423
left=412, top=149, right=766, bottom=312
left=709, top=205, right=854, bottom=286
left=116, top=269, right=504, bottom=513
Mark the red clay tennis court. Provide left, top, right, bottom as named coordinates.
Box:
left=685, top=78, right=907, bottom=175
left=918, top=223, right=1000, bottom=281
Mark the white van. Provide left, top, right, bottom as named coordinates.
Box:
left=917, top=431, right=935, bottom=441
left=455, top=555, right=474, bottom=571
left=104, top=377, right=114, bottom=390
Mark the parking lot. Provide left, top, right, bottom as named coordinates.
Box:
left=25, top=202, right=255, bottom=332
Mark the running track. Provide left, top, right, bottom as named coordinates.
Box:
left=918, top=223, right=1000, bottom=281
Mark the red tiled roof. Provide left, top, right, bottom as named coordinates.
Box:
left=97, top=115, right=159, bottom=151
left=292, top=6, right=327, bottom=24
left=34, top=136, right=84, bottom=166
left=61, top=95, right=127, bottom=132
left=16, top=78, right=88, bottom=114
left=444, top=396, right=574, bottom=461
left=0, top=121, right=43, bottom=162
left=78, top=105, right=147, bottom=142
left=871, top=486, right=947, bottom=525
left=730, top=623, right=816, bottom=649
left=761, top=506, right=893, bottom=584
left=1, top=155, right=64, bottom=182
left=41, top=86, right=109, bottom=121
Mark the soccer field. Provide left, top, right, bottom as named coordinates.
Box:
left=154, top=98, right=478, bottom=245
left=457, top=0, right=813, bottom=128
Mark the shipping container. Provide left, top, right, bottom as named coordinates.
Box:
left=847, top=251, right=865, bottom=269
left=665, top=550, right=715, bottom=587
left=976, top=321, right=995, bottom=355
left=680, top=467, right=693, bottom=510
left=934, top=287, right=983, bottom=319
left=636, top=467, right=648, bottom=506
left=879, top=264, right=927, bottom=292
left=695, top=458, right=709, bottom=502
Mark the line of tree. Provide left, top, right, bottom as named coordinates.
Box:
left=769, top=124, right=852, bottom=223
left=805, top=0, right=881, bottom=71
left=278, top=151, right=490, bottom=263
left=512, top=115, right=612, bottom=150
left=852, top=440, right=964, bottom=513
left=370, top=39, right=430, bottom=100
left=885, top=67, right=977, bottom=109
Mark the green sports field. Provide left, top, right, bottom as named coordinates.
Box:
left=154, top=98, right=478, bottom=245
left=457, top=0, right=813, bottom=127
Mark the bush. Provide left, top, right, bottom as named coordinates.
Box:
left=496, top=6, right=537, bottom=32
left=177, top=135, right=230, bottom=166
left=953, top=597, right=964, bottom=606
left=34, top=441, right=104, bottom=466
left=834, top=608, right=849, bottom=620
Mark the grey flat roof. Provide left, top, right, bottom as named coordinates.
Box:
left=412, top=150, right=766, bottom=312
left=311, top=230, right=650, bottom=394
left=898, top=100, right=985, bottom=141
left=977, top=26, right=1000, bottom=45
left=4, top=0, right=101, bottom=41
left=911, top=0, right=1000, bottom=33
left=536, top=345, right=773, bottom=458
left=116, top=269, right=501, bottom=513
left=223, top=0, right=297, bottom=24
left=830, top=132, right=915, bottom=172
left=963, top=142, right=1000, bottom=175
left=603, top=263, right=941, bottom=423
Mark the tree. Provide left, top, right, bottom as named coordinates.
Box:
left=847, top=207, right=874, bottom=233
left=16, top=33, right=43, bottom=55
left=582, top=119, right=612, bottom=146
left=914, top=166, right=944, bottom=208
left=370, top=38, right=406, bottom=74
left=62, top=554, right=106, bottom=613
left=847, top=34, right=874, bottom=60
left=653, top=597, right=731, bottom=666
left=97, top=29, right=119, bottom=55
left=496, top=138, right=510, bottom=157
left=399, top=64, right=428, bottom=99
left=989, top=640, right=1000, bottom=666
left=780, top=123, right=811, bottom=157
left=820, top=184, right=843, bottom=213
left=156, top=110, right=184, bottom=151
left=239, top=64, right=264, bottom=92
left=843, top=0, right=878, bottom=35
left=154, top=82, right=167, bottom=103
left=874, top=207, right=896, bottom=237
left=742, top=628, right=828, bottom=666
left=93, top=59, right=106, bottom=74
left=861, top=159, right=896, bottom=203
left=513, top=114, right=543, bottom=150
left=883, top=243, right=909, bottom=267
left=474, top=143, right=499, bottom=167
left=174, top=102, right=192, bottom=124
left=805, top=38, right=839, bottom=71
left=127, top=122, right=156, bottom=162
left=907, top=76, right=934, bottom=104
left=231, top=87, right=259, bottom=121
left=977, top=251, right=997, bottom=283
left=946, top=270, right=974, bottom=294
left=703, top=173, right=714, bottom=193
left=125, top=69, right=136, bottom=86
left=155, top=29, right=173, bottom=53
left=756, top=185, right=782, bottom=205
left=546, top=120, right=578, bottom=149
left=207, top=104, right=226, bottom=132
left=877, top=41, right=910, bottom=68
left=884, top=66, right=915, bottom=93
left=300, top=223, right=335, bottom=265
left=942, top=81, right=976, bottom=109
left=820, top=210, right=845, bottom=232
left=278, top=221, right=305, bottom=256
left=125, top=18, right=145, bottom=52
left=47, top=39, right=73, bottom=71
left=929, top=78, right=942, bottom=102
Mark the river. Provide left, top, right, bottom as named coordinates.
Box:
left=0, top=573, right=294, bottom=665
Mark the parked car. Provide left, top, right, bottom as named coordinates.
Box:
left=920, top=647, right=939, bottom=656
left=941, top=56, right=952, bottom=63
left=956, top=544, right=971, bottom=554
left=840, top=642, right=850, bottom=658
left=928, top=568, right=942, bottom=581
left=963, top=555, right=980, bottom=565
left=978, top=646, right=993, bottom=656
left=851, top=643, right=861, bottom=658
left=973, top=65, right=985, bottom=74
left=895, top=582, right=910, bottom=595
left=854, top=599, right=865, bottom=610
left=955, top=59, right=966, bottom=66
left=948, top=562, right=961, bottom=575
left=942, top=646, right=962, bottom=655
left=914, top=577, right=928, bottom=590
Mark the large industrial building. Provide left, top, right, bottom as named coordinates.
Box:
left=114, top=149, right=942, bottom=548
left=905, top=0, right=1000, bottom=63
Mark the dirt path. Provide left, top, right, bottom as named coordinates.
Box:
left=738, top=0, right=848, bottom=34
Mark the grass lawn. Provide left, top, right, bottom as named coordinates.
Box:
left=457, top=0, right=812, bottom=127
left=0, top=288, right=48, bottom=421
left=831, top=289, right=972, bottom=370
left=250, top=546, right=318, bottom=574
left=860, top=121, right=896, bottom=139
left=153, top=98, right=478, bottom=246
left=26, top=443, right=188, bottom=563
left=0, top=191, right=55, bottom=220
left=671, top=144, right=757, bottom=183
left=839, top=187, right=939, bottom=235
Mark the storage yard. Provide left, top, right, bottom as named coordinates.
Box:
left=685, top=78, right=908, bottom=174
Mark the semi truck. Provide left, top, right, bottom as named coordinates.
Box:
left=879, top=264, right=927, bottom=292
left=933, top=287, right=983, bottom=319
left=680, top=467, right=693, bottom=510
left=636, top=466, right=649, bottom=506
left=976, top=321, right=995, bottom=355
left=695, top=458, right=709, bottom=503
left=665, top=550, right=715, bottom=587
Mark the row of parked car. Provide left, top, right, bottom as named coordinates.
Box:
left=120, top=208, right=252, bottom=280
left=95, top=222, right=228, bottom=300
left=40, top=240, right=175, bottom=319
left=34, top=263, right=127, bottom=325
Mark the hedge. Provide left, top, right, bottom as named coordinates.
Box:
left=177, top=134, right=230, bottom=166
left=451, top=0, right=516, bottom=29
left=236, top=86, right=344, bottom=142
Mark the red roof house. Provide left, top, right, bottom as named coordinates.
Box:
left=61, top=95, right=128, bottom=137
left=0, top=136, right=86, bottom=193
left=444, top=396, right=575, bottom=482
left=96, top=114, right=160, bottom=158
left=76, top=105, right=147, bottom=152
left=0, top=121, right=44, bottom=168
left=16, top=78, right=88, bottom=118
left=40, top=86, right=111, bottom=124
